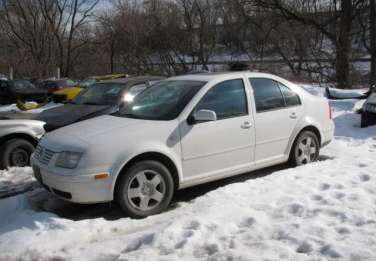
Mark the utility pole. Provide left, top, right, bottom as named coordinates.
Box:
left=9, top=66, right=13, bottom=80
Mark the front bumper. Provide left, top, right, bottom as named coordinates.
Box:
left=31, top=157, right=113, bottom=204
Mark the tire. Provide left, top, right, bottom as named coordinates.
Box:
left=361, top=113, right=369, bottom=128
left=289, top=131, right=320, bottom=166
left=116, top=160, right=174, bottom=218
left=0, top=138, right=35, bottom=169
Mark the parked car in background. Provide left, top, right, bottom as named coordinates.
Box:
left=32, top=72, right=334, bottom=217
left=0, top=79, right=48, bottom=105
left=34, top=76, right=165, bottom=131
left=361, top=85, right=376, bottom=127
left=37, top=78, right=81, bottom=103
left=77, top=73, right=129, bottom=89
left=0, top=119, right=45, bottom=169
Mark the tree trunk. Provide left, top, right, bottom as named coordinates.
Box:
left=336, top=0, right=352, bottom=89
left=110, top=38, right=115, bottom=74
left=370, top=0, right=376, bottom=86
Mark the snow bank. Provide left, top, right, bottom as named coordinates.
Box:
left=0, top=167, right=38, bottom=198
left=0, top=102, right=62, bottom=114
left=0, top=87, right=375, bottom=261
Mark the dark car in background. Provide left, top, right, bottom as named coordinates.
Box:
left=35, top=76, right=165, bottom=131
left=0, top=79, right=48, bottom=105
left=361, top=86, right=376, bottom=127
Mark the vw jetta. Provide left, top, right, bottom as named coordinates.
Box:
left=31, top=72, right=334, bottom=217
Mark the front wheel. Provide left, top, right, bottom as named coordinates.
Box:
left=290, top=131, right=320, bottom=166
left=0, top=138, right=35, bottom=169
left=116, top=160, right=174, bottom=218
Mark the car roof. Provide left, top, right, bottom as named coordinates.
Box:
left=102, top=76, right=166, bottom=85
left=167, top=71, right=281, bottom=82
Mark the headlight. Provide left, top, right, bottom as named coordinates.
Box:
left=56, top=151, right=83, bottom=169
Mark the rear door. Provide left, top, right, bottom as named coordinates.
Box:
left=249, top=78, right=303, bottom=164
left=180, top=78, right=255, bottom=180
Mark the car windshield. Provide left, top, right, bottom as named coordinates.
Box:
left=116, top=80, right=206, bottom=120
left=79, top=79, right=96, bottom=88
left=73, top=82, right=124, bottom=105
left=8, top=80, right=36, bottom=91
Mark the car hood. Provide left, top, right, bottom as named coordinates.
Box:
left=50, top=115, right=152, bottom=141
left=0, top=112, right=36, bottom=120
left=40, top=115, right=180, bottom=167
left=35, top=104, right=114, bottom=131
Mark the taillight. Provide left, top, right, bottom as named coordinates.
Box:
left=328, top=101, right=332, bottom=119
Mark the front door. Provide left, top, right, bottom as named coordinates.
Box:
left=179, top=79, right=255, bottom=180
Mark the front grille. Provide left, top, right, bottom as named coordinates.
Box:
left=34, top=144, right=55, bottom=165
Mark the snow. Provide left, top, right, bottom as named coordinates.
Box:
left=0, top=167, right=37, bottom=198
left=0, top=86, right=376, bottom=260
left=0, top=102, right=62, bottom=114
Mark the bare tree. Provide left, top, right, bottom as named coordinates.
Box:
left=370, top=0, right=376, bottom=85
left=38, top=0, right=99, bottom=76
left=0, top=0, right=55, bottom=77
left=251, top=0, right=365, bottom=88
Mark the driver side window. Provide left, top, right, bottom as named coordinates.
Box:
left=195, top=79, right=248, bottom=120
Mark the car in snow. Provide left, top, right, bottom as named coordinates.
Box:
left=0, top=76, right=165, bottom=131
left=31, top=72, right=334, bottom=217
left=0, top=119, right=45, bottom=169
left=361, top=85, right=376, bottom=128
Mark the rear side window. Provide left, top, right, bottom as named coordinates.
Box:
left=249, top=78, right=285, bottom=112
left=196, top=79, right=248, bottom=120
left=279, top=83, right=301, bottom=107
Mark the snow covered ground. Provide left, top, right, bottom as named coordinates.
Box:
left=0, top=85, right=375, bottom=260
left=0, top=167, right=37, bottom=199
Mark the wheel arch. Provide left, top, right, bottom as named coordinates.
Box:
left=113, top=151, right=180, bottom=199
left=0, top=132, right=39, bottom=147
left=287, top=124, right=322, bottom=158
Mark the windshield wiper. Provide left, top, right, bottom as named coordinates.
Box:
left=121, top=113, right=145, bottom=119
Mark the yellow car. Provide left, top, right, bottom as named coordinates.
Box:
left=52, top=86, right=82, bottom=103
left=51, top=74, right=129, bottom=103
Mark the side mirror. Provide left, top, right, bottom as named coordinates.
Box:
left=189, top=109, right=217, bottom=124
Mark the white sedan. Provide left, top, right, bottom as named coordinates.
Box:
left=31, top=72, right=334, bottom=217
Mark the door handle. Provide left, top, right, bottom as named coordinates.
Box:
left=289, top=112, right=297, bottom=119
left=241, top=122, right=252, bottom=129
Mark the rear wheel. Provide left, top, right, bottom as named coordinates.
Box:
left=290, top=131, right=319, bottom=166
left=116, top=160, right=174, bottom=218
left=0, top=139, right=35, bottom=169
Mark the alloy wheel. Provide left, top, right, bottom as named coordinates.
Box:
left=295, top=136, right=317, bottom=165
left=127, top=170, right=166, bottom=211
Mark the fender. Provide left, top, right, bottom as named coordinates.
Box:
left=109, top=144, right=183, bottom=199
left=0, top=120, right=45, bottom=142
left=285, top=116, right=323, bottom=157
